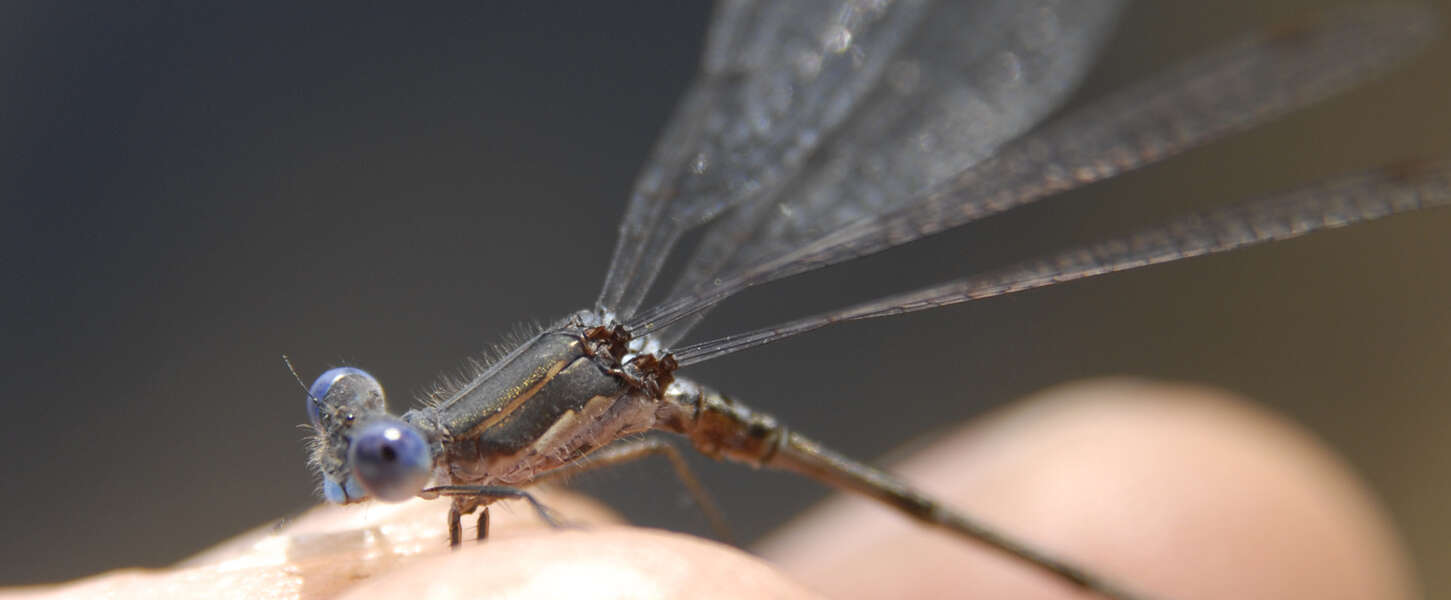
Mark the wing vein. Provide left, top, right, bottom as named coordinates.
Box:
left=673, top=158, right=1451, bottom=365
left=629, top=5, right=1437, bottom=335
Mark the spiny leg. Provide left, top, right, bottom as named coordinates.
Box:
left=447, top=504, right=463, bottom=548
left=430, top=485, right=560, bottom=547
left=476, top=507, right=490, bottom=541
left=533, top=437, right=734, bottom=543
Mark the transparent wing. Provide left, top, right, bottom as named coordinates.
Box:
left=596, top=0, right=1125, bottom=320
left=651, top=0, right=1126, bottom=345
left=672, top=158, right=1451, bottom=365
left=596, top=0, right=935, bottom=317
left=629, top=4, right=1438, bottom=336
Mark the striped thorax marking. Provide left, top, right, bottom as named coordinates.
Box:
left=462, top=358, right=569, bottom=438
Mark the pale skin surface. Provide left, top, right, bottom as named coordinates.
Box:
left=4, top=379, right=1417, bottom=599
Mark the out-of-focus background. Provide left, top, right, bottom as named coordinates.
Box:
left=3, top=0, right=1448, bottom=594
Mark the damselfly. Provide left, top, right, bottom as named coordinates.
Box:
left=299, top=2, right=1448, bottom=598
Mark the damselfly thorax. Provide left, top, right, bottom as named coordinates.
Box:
left=413, top=317, right=666, bottom=487
left=298, top=3, right=1450, bottom=600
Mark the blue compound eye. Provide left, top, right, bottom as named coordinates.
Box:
left=322, top=474, right=368, bottom=504
left=348, top=416, right=432, bottom=502
left=307, top=367, right=382, bottom=427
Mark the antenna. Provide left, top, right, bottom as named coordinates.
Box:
left=281, top=354, right=315, bottom=400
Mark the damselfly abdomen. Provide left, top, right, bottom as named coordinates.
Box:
left=295, top=3, right=1448, bottom=599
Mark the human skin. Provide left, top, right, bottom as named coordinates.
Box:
left=3, top=379, right=1417, bottom=599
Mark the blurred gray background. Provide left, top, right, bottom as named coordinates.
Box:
left=3, top=0, right=1448, bottom=595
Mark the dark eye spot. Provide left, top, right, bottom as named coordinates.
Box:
left=348, top=417, right=432, bottom=503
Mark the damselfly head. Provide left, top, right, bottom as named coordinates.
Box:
left=305, top=367, right=429, bottom=504
left=306, top=367, right=381, bottom=428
